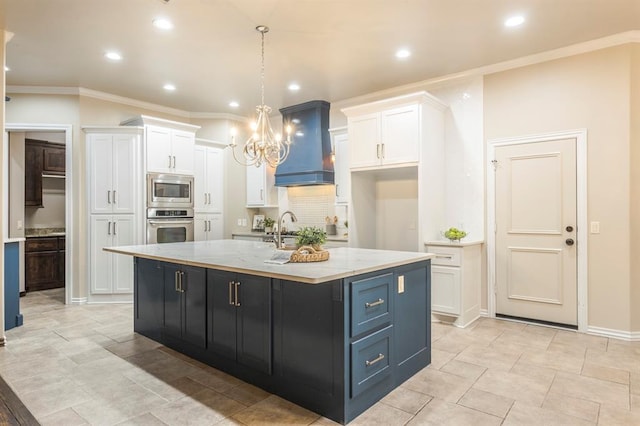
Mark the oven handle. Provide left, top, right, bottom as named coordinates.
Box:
left=147, top=219, right=194, bottom=225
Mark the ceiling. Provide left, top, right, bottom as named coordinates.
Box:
left=3, top=0, right=640, bottom=116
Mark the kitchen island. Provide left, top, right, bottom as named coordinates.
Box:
left=106, top=240, right=433, bottom=424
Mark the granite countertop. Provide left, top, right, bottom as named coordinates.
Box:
left=232, top=231, right=348, bottom=243
left=105, top=240, right=433, bottom=284
left=25, top=228, right=66, bottom=237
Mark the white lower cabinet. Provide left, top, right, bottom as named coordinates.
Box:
left=90, top=215, right=135, bottom=296
left=426, top=242, right=482, bottom=328
left=195, top=213, right=223, bottom=241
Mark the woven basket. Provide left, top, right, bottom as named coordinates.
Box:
left=289, top=245, right=330, bottom=263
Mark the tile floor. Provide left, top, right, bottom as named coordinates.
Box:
left=2, top=289, right=640, bottom=425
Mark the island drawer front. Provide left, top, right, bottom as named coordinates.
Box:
left=350, top=273, right=393, bottom=337
left=428, top=246, right=461, bottom=267
left=350, top=325, right=392, bottom=398
left=26, top=237, right=59, bottom=252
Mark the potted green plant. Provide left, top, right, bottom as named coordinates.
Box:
left=443, top=227, right=467, bottom=243
left=295, top=226, right=327, bottom=251
left=263, top=217, right=275, bottom=233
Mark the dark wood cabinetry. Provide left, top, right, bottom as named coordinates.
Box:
left=25, top=236, right=65, bottom=292
left=24, top=139, right=66, bottom=207
left=163, top=263, right=207, bottom=348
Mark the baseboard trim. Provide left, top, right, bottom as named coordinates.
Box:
left=479, top=309, right=489, bottom=317
left=587, top=326, right=640, bottom=341
left=70, top=297, right=88, bottom=305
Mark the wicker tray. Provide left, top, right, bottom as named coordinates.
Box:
left=289, top=245, right=330, bottom=263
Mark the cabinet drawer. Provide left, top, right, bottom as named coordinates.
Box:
left=26, top=237, right=58, bottom=252
left=351, top=325, right=392, bottom=398
left=350, top=273, right=393, bottom=336
left=427, top=246, right=461, bottom=267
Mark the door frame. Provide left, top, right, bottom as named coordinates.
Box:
left=5, top=123, right=74, bottom=305
left=487, top=129, right=588, bottom=332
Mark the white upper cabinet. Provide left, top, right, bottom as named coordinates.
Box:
left=194, top=143, right=223, bottom=213
left=330, top=127, right=350, bottom=205
left=246, top=163, right=278, bottom=207
left=343, top=93, right=440, bottom=170
left=87, top=132, right=140, bottom=215
left=121, top=115, right=200, bottom=176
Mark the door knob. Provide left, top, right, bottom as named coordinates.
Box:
left=565, top=238, right=575, bottom=246
left=566, top=226, right=574, bottom=232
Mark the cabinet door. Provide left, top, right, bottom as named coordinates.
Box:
left=236, top=274, right=272, bottom=374
left=394, top=264, right=430, bottom=383
left=208, top=214, right=223, bottom=240
left=193, top=145, right=208, bottom=211
left=246, top=163, right=266, bottom=206
left=381, top=104, right=420, bottom=165
left=135, top=258, right=164, bottom=339
left=24, top=141, right=43, bottom=207
left=112, top=135, right=136, bottom=214
left=90, top=216, right=114, bottom=294
left=207, top=148, right=224, bottom=212
left=171, top=130, right=195, bottom=175
left=43, top=145, right=65, bottom=174
left=208, top=270, right=237, bottom=360
left=146, top=125, right=173, bottom=173
left=194, top=215, right=209, bottom=242
left=88, top=134, right=114, bottom=214
left=333, top=132, right=350, bottom=205
left=431, top=265, right=461, bottom=315
left=181, top=265, right=207, bottom=348
left=163, top=263, right=183, bottom=339
left=349, top=113, right=380, bottom=169
left=112, top=216, right=135, bottom=293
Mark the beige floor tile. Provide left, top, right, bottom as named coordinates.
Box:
left=403, top=368, right=475, bottom=402
left=509, top=357, right=558, bottom=382
left=310, top=416, right=341, bottom=425
left=439, top=359, right=487, bottom=381
left=550, top=371, right=630, bottom=409
left=37, top=407, right=89, bottom=426
left=503, top=401, right=595, bottom=425
left=187, top=369, right=242, bottom=394
left=598, top=404, right=640, bottom=425
left=428, top=347, right=457, bottom=369
left=542, top=391, right=600, bottom=422
left=586, top=347, right=640, bottom=373
left=406, top=397, right=502, bottom=426
left=381, top=386, right=433, bottom=414
left=581, top=362, right=629, bottom=385
left=231, top=395, right=319, bottom=425
left=20, top=381, right=93, bottom=419
left=458, top=388, right=514, bottom=418
left=106, top=335, right=163, bottom=358
left=69, top=346, right=116, bottom=365
left=223, top=382, right=271, bottom=406
left=492, top=328, right=554, bottom=350
left=455, top=344, right=522, bottom=372
left=432, top=331, right=489, bottom=355
left=152, top=387, right=245, bottom=425
left=631, top=372, right=640, bottom=396
left=10, top=371, right=73, bottom=396
left=472, top=318, right=527, bottom=332
left=473, top=369, right=553, bottom=407
left=349, top=400, right=413, bottom=425
left=115, top=412, right=169, bottom=425
left=519, top=345, right=585, bottom=374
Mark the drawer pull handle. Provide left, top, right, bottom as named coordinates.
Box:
left=365, top=353, right=385, bottom=367
left=436, top=255, right=453, bottom=259
left=365, top=298, right=384, bottom=308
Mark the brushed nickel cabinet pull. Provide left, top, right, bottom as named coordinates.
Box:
left=365, top=298, right=384, bottom=308
left=235, top=282, right=241, bottom=307
left=107, top=190, right=111, bottom=204
left=107, top=221, right=111, bottom=235
left=435, top=255, right=453, bottom=259
left=173, top=156, right=176, bottom=168
left=175, top=271, right=180, bottom=292
left=113, top=190, right=116, bottom=204
left=113, top=222, right=117, bottom=235
left=179, top=271, right=185, bottom=292
left=228, top=281, right=234, bottom=305
left=381, top=143, right=385, bottom=159
left=168, top=155, right=172, bottom=168
left=376, top=144, right=380, bottom=159
left=365, top=353, right=385, bottom=367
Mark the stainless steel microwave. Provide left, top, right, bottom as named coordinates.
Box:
left=147, top=173, right=194, bottom=209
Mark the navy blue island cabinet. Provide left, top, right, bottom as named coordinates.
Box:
left=134, top=257, right=431, bottom=424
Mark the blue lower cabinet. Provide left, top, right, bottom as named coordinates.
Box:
left=350, top=273, right=393, bottom=337
left=351, top=325, right=392, bottom=398
left=163, top=263, right=206, bottom=348
left=4, top=242, right=23, bottom=331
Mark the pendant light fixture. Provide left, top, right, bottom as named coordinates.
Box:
left=230, top=25, right=292, bottom=168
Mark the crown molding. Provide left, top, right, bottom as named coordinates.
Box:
left=333, top=30, right=640, bottom=111
left=78, top=88, right=191, bottom=118
left=190, top=111, right=248, bottom=122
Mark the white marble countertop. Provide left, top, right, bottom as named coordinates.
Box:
left=105, top=240, right=433, bottom=284
left=232, top=232, right=348, bottom=242
left=4, top=237, right=26, bottom=243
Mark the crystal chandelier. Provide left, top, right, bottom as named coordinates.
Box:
left=230, top=25, right=292, bottom=168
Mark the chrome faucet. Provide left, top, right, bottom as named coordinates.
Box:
left=275, top=210, right=297, bottom=249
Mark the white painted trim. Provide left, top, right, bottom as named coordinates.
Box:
left=587, top=326, right=640, bottom=342
left=195, top=137, right=228, bottom=148
left=486, top=129, right=588, bottom=332
left=5, top=123, right=74, bottom=305
left=70, top=297, right=87, bottom=305
left=479, top=309, right=489, bottom=317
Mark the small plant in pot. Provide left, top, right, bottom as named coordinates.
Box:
left=295, top=226, right=327, bottom=251
left=443, top=227, right=467, bottom=242
left=263, top=217, right=275, bottom=233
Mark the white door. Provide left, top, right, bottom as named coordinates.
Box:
left=194, top=214, right=208, bottom=241
left=246, top=163, right=266, bottom=206
left=171, top=130, right=195, bottom=175
left=381, top=104, right=419, bottom=165
left=494, top=138, right=577, bottom=326
left=207, top=148, right=223, bottom=212
left=349, top=113, right=380, bottom=168
left=194, top=145, right=208, bottom=211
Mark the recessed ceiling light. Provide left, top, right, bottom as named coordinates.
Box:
left=295, top=131, right=304, bottom=137
left=104, top=51, right=122, bottom=61
left=153, top=18, right=173, bottom=30
left=163, top=83, right=176, bottom=91
left=395, top=49, right=411, bottom=59
left=4, top=66, right=9, bottom=72
left=288, top=83, right=300, bottom=91
left=504, top=15, right=525, bottom=27
left=229, top=101, right=239, bottom=108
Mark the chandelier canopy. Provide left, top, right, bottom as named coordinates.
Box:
left=230, top=25, right=292, bottom=168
